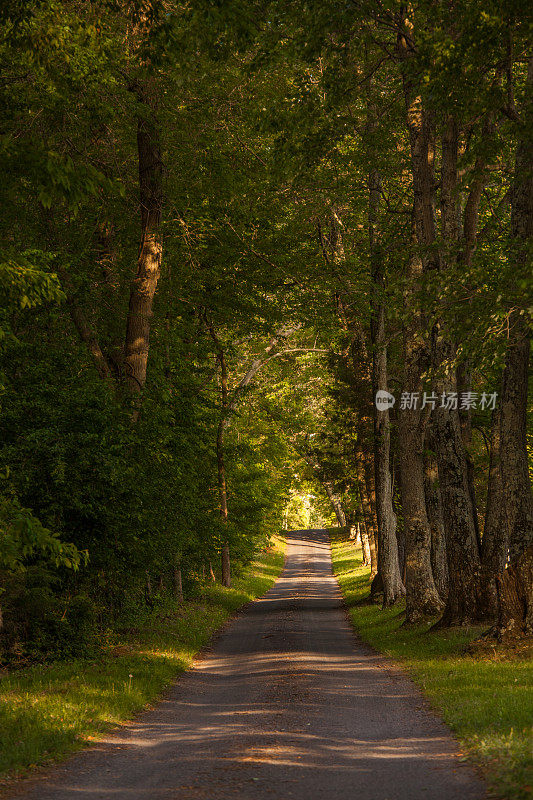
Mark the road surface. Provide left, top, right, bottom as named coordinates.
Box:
left=16, top=529, right=486, bottom=800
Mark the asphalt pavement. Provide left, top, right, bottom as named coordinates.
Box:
left=14, top=529, right=486, bottom=800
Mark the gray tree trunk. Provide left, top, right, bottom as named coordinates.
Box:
left=355, top=449, right=378, bottom=578
left=324, top=482, right=346, bottom=527
left=479, top=407, right=509, bottom=619
left=399, top=409, right=443, bottom=622
left=397, top=26, right=444, bottom=623
left=369, top=163, right=404, bottom=606
left=424, top=439, right=448, bottom=601
left=495, top=57, right=533, bottom=637
left=433, top=117, right=482, bottom=627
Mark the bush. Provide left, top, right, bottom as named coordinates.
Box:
left=1, top=568, right=100, bottom=665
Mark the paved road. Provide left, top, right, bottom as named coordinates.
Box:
left=16, top=530, right=486, bottom=800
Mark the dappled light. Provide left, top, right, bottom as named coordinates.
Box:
left=0, top=1, right=531, bottom=798
left=15, top=532, right=485, bottom=800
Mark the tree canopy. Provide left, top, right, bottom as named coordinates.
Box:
left=0, top=0, right=532, bottom=660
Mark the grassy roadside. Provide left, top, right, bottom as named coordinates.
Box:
left=330, top=532, right=533, bottom=800
left=0, top=536, right=285, bottom=783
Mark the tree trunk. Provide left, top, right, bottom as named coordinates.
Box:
left=217, top=419, right=232, bottom=588
left=500, top=316, right=532, bottom=561
left=492, top=58, right=533, bottom=641
left=124, top=87, right=162, bottom=413
left=496, top=547, right=533, bottom=640
left=362, top=449, right=379, bottom=550
left=394, top=457, right=406, bottom=581
left=368, top=155, right=404, bottom=606
left=479, top=406, right=509, bottom=619
left=324, top=481, right=346, bottom=527
left=355, top=450, right=378, bottom=577
left=374, top=394, right=404, bottom=606
left=360, top=524, right=372, bottom=567
left=399, top=410, right=443, bottom=623
left=221, top=543, right=231, bottom=589
left=396, top=234, right=442, bottom=622
left=432, top=397, right=482, bottom=626
left=457, top=363, right=482, bottom=553
left=397, top=27, right=443, bottom=623
left=328, top=209, right=378, bottom=576
left=432, top=117, right=482, bottom=627
left=173, top=562, right=183, bottom=603
left=424, top=439, right=448, bottom=601
left=372, top=300, right=404, bottom=606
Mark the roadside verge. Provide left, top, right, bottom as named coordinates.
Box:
left=0, top=536, right=286, bottom=785
left=329, top=531, right=532, bottom=800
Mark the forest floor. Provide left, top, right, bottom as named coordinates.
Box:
left=5, top=529, right=485, bottom=800
left=330, top=531, right=533, bottom=800
left=0, top=536, right=285, bottom=788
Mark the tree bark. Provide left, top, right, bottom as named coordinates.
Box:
left=360, top=523, right=372, bottom=567
left=124, top=86, right=162, bottom=413
left=366, top=117, right=404, bottom=605
left=479, top=406, right=509, bottom=619
left=370, top=245, right=404, bottom=602
left=221, top=543, right=231, bottom=589
left=373, top=327, right=405, bottom=606
left=424, top=437, right=448, bottom=601
left=432, top=117, right=483, bottom=626
left=501, top=313, right=532, bottom=564
left=500, top=51, right=533, bottom=563
left=398, top=19, right=484, bottom=626
left=494, top=58, right=533, bottom=637
left=397, top=23, right=444, bottom=623
left=397, top=238, right=443, bottom=622
left=355, top=450, right=378, bottom=577
left=399, top=406, right=443, bottom=622
left=393, top=455, right=406, bottom=581
left=324, top=481, right=346, bottom=527
left=457, top=362, right=482, bottom=553
left=432, top=396, right=482, bottom=626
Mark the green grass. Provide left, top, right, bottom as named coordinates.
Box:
left=0, top=537, right=286, bottom=784
left=330, top=532, right=533, bottom=800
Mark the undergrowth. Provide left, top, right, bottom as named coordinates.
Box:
left=0, top=536, right=285, bottom=783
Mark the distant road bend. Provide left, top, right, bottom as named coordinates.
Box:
left=18, top=529, right=486, bottom=800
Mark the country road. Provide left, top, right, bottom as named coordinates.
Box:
left=15, top=530, right=486, bottom=800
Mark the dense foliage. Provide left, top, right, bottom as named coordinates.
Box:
left=0, top=0, right=531, bottom=662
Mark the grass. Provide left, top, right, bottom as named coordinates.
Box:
left=0, top=536, right=286, bottom=784
left=330, top=531, right=533, bottom=800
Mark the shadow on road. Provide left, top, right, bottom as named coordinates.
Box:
left=17, top=528, right=486, bottom=800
